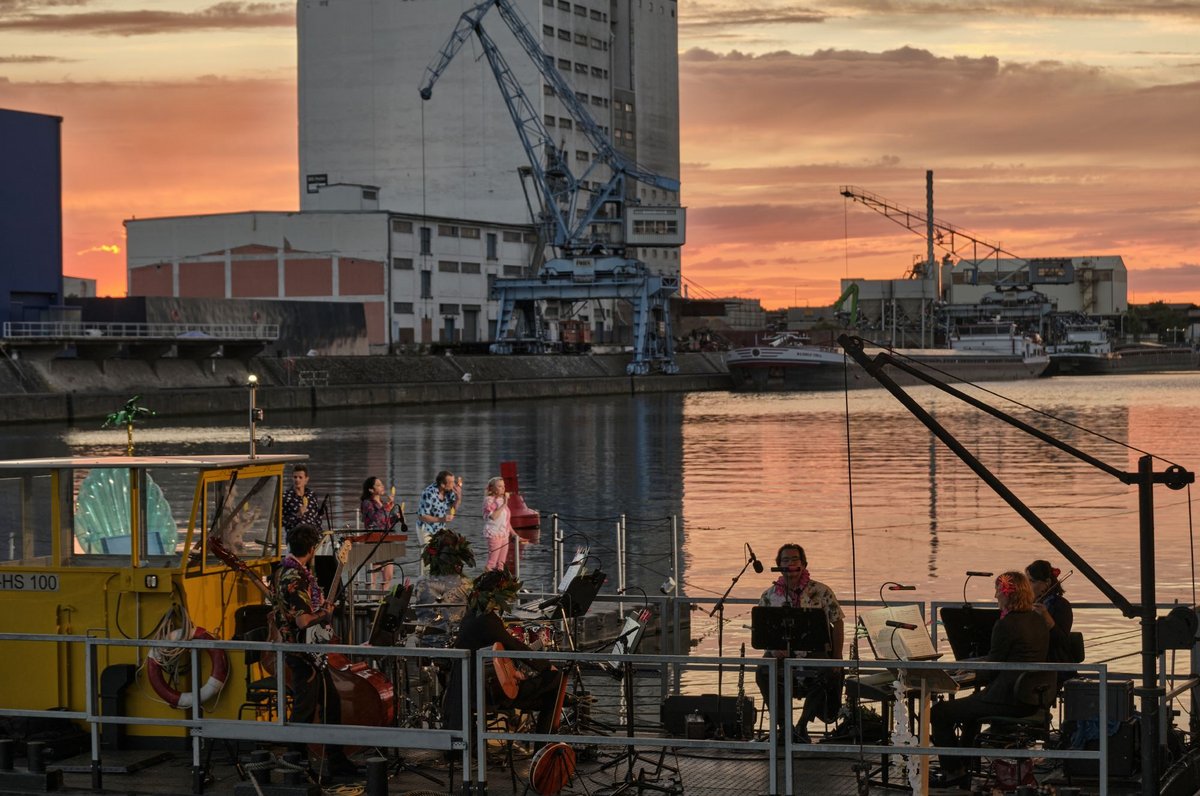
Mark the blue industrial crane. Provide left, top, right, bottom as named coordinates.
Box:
left=419, top=0, right=685, bottom=374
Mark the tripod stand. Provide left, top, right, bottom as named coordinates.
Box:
left=595, top=616, right=680, bottom=796
left=708, top=553, right=759, bottom=739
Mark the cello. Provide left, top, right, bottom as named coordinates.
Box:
left=206, top=476, right=395, bottom=730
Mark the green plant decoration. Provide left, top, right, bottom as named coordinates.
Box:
left=102, top=395, right=156, bottom=455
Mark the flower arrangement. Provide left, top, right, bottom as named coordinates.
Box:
left=422, top=528, right=475, bottom=576
left=467, top=567, right=522, bottom=615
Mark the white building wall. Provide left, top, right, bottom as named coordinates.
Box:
left=298, top=0, right=547, bottom=225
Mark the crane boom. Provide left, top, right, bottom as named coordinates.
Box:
left=418, top=0, right=684, bottom=375
left=840, top=184, right=1025, bottom=277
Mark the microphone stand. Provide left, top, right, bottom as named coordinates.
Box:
left=709, top=556, right=757, bottom=738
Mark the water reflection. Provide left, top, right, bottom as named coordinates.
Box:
left=0, top=373, right=1196, bottom=667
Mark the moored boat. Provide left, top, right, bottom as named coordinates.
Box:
left=726, top=324, right=1049, bottom=392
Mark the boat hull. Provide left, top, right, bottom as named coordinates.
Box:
left=726, top=347, right=1049, bottom=392
left=1048, top=347, right=1197, bottom=376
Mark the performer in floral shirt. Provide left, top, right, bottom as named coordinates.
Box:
left=271, top=524, right=360, bottom=778
left=755, top=543, right=845, bottom=743
left=282, top=464, right=323, bottom=533
left=416, top=470, right=462, bottom=541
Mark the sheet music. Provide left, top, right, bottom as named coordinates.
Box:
left=557, top=545, right=589, bottom=592
left=859, top=604, right=938, bottom=661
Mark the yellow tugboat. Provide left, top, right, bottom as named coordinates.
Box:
left=0, top=451, right=304, bottom=743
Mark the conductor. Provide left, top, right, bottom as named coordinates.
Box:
left=756, top=543, right=845, bottom=743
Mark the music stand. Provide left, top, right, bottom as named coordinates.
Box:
left=542, top=569, right=605, bottom=620
left=751, top=607, right=836, bottom=738
left=368, top=583, right=413, bottom=647
left=939, top=606, right=999, bottom=662
left=750, top=606, right=831, bottom=656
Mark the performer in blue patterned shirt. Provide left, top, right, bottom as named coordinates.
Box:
left=416, top=470, right=462, bottom=541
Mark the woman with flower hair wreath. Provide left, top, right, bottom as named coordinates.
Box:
left=929, top=570, right=1054, bottom=789
left=443, top=568, right=564, bottom=744
left=410, top=528, right=476, bottom=638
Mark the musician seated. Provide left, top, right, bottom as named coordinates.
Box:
left=930, top=571, right=1055, bottom=789
left=411, top=529, right=475, bottom=637
left=1026, top=559, right=1078, bottom=685
left=444, top=569, right=563, bottom=746
left=755, top=544, right=845, bottom=744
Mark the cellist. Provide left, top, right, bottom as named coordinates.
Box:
left=271, top=524, right=363, bottom=779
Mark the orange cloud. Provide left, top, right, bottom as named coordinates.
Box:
left=0, top=75, right=296, bottom=296
left=0, top=2, right=293, bottom=36
left=679, top=47, right=1200, bottom=307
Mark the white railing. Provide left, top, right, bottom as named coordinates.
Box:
left=2, top=321, right=280, bottom=341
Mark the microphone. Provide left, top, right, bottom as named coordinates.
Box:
left=746, top=544, right=764, bottom=574
left=966, top=571, right=993, bottom=577
left=886, top=620, right=918, bottom=631
left=887, top=584, right=916, bottom=591
left=770, top=566, right=801, bottom=573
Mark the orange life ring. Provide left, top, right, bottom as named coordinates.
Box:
left=146, top=627, right=230, bottom=709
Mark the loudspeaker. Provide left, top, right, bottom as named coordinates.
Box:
left=1063, top=717, right=1139, bottom=779
left=1064, top=677, right=1134, bottom=725
left=661, top=694, right=756, bottom=739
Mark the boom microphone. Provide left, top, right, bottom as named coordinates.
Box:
left=965, top=571, right=994, bottom=577
left=746, top=544, right=764, bottom=574
left=886, top=620, right=918, bottom=630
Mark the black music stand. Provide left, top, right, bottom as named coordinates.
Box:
left=939, top=606, right=999, bottom=662
left=751, top=606, right=831, bottom=656
left=368, top=583, right=413, bottom=647
left=751, top=607, right=840, bottom=735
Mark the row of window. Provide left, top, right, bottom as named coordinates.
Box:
left=392, top=302, right=484, bottom=316
left=542, top=83, right=612, bottom=108
left=554, top=57, right=608, bottom=81
left=438, top=261, right=483, bottom=274
left=392, top=222, right=536, bottom=258
left=544, top=0, right=608, bottom=22
left=632, top=219, right=679, bottom=236
left=544, top=26, right=610, bottom=52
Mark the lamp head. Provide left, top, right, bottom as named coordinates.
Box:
left=247, top=374, right=258, bottom=386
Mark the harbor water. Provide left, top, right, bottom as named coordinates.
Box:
left=3, top=370, right=1198, bottom=674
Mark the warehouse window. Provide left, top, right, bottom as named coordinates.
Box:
left=461, top=262, right=481, bottom=274
left=391, top=219, right=413, bottom=234
left=420, top=270, right=432, bottom=298
left=393, top=302, right=414, bottom=314
left=438, top=261, right=459, bottom=273
left=419, top=227, right=431, bottom=255
left=392, top=257, right=413, bottom=270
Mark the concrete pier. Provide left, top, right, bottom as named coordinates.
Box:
left=0, top=353, right=731, bottom=425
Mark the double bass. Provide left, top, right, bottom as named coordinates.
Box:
left=206, top=475, right=395, bottom=730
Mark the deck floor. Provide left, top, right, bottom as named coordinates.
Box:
left=5, top=742, right=1132, bottom=796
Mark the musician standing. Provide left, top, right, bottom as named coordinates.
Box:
left=271, top=524, right=361, bottom=779
left=416, top=470, right=462, bottom=541
left=755, top=543, right=845, bottom=743
left=282, top=464, right=322, bottom=533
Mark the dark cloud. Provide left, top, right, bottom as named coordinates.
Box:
left=0, top=2, right=293, bottom=36
left=0, top=54, right=74, bottom=63
left=0, top=0, right=88, bottom=10
left=681, top=3, right=829, bottom=29
left=840, top=0, right=1200, bottom=20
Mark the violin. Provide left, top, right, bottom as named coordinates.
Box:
left=1035, top=570, right=1073, bottom=605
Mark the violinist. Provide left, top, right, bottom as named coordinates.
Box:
left=271, top=524, right=362, bottom=779
left=1027, top=559, right=1075, bottom=680
left=931, top=572, right=1053, bottom=789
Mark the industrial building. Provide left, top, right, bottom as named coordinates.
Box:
left=0, top=108, right=63, bottom=329
left=127, top=0, right=682, bottom=353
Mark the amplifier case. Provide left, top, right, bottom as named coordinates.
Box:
left=1063, top=678, right=1134, bottom=724
left=1063, top=718, right=1139, bottom=779
left=661, top=694, right=756, bottom=739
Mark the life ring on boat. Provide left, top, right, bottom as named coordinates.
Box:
left=146, top=627, right=229, bottom=709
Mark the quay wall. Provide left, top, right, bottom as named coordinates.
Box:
left=0, top=353, right=731, bottom=424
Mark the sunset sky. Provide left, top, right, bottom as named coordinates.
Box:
left=1, top=0, right=1197, bottom=308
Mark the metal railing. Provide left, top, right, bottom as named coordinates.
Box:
left=0, top=617, right=1146, bottom=796
left=2, top=321, right=280, bottom=341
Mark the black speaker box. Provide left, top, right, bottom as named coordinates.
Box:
left=1064, top=677, right=1134, bottom=725
left=661, top=694, right=756, bottom=739
left=1063, top=717, right=1139, bottom=779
